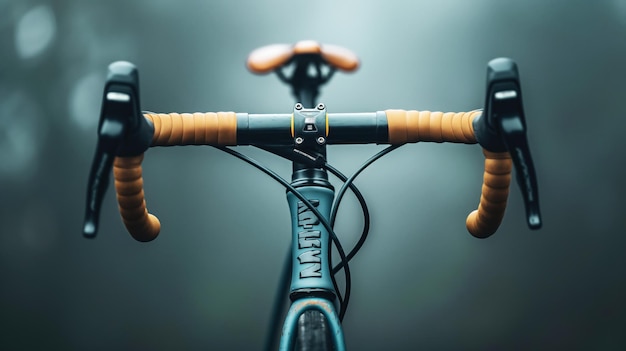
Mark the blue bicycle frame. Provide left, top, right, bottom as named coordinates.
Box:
left=280, top=184, right=345, bottom=350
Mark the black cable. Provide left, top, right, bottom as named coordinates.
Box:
left=320, top=164, right=362, bottom=321
left=253, top=145, right=347, bottom=311
left=323, top=146, right=400, bottom=320
left=251, top=144, right=401, bottom=319
left=253, top=145, right=355, bottom=317
left=216, top=146, right=351, bottom=319
left=327, top=145, right=401, bottom=274
left=323, top=164, right=369, bottom=274
left=222, top=144, right=401, bottom=321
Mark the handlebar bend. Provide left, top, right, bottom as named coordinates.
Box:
left=112, top=110, right=510, bottom=241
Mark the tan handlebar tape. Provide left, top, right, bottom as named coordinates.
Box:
left=145, top=112, right=237, bottom=146
left=114, top=155, right=161, bottom=242
left=385, top=110, right=479, bottom=144
left=385, top=109, right=511, bottom=238
left=466, top=150, right=512, bottom=238
left=113, top=112, right=237, bottom=242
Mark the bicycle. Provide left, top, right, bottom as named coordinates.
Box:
left=82, top=40, right=542, bottom=350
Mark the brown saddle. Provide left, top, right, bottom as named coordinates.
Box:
left=246, top=40, right=359, bottom=74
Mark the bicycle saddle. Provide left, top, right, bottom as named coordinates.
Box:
left=246, top=40, right=359, bottom=74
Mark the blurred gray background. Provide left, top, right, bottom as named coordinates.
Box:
left=1, top=0, right=625, bottom=350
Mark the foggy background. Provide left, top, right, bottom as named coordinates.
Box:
left=1, top=0, right=625, bottom=349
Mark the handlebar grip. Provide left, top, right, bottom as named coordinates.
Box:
left=385, top=110, right=512, bottom=237
left=114, top=155, right=160, bottom=242
left=112, top=112, right=237, bottom=242
left=145, top=112, right=237, bottom=146
left=385, top=109, right=479, bottom=144
left=465, top=150, right=512, bottom=238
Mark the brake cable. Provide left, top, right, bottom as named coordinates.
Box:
left=326, top=144, right=401, bottom=274
left=252, top=144, right=405, bottom=321
left=216, top=146, right=352, bottom=319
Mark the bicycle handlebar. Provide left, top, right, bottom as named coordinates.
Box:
left=84, top=57, right=541, bottom=243
left=109, top=109, right=508, bottom=241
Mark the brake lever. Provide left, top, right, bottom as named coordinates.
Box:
left=83, top=61, right=151, bottom=238
left=476, top=58, right=542, bottom=230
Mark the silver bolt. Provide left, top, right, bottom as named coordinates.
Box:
left=295, top=137, right=304, bottom=144
left=316, top=103, right=325, bottom=110
left=317, top=136, right=326, bottom=145
left=295, top=103, right=303, bottom=110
